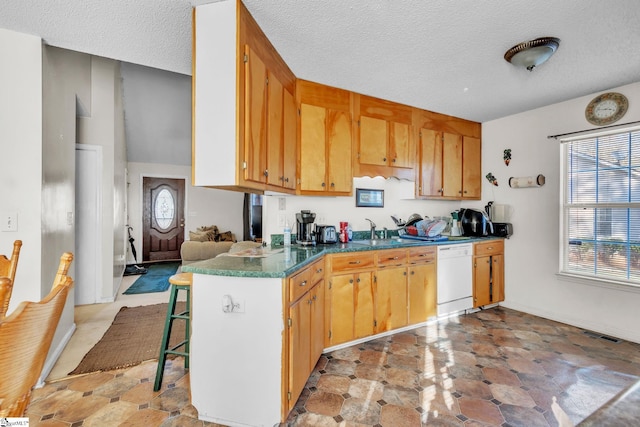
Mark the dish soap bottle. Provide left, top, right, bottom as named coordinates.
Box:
left=283, top=220, right=291, bottom=246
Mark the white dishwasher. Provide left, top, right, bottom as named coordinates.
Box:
left=437, top=243, right=473, bottom=316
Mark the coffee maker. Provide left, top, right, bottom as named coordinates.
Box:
left=296, top=210, right=316, bottom=245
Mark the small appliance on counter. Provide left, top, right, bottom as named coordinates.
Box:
left=315, top=225, right=337, bottom=244
left=491, top=222, right=513, bottom=238
left=295, top=210, right=316, bottom=246
left=450, top=211, right=462, bottom=236
left=459, top=208, right=493, bottom=237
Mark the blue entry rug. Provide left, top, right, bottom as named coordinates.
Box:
left=123, top=262, right=181, bottom=294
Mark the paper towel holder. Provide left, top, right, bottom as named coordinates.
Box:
left=509, top=174, right=546, bottom=188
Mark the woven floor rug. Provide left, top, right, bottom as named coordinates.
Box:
left=69, top=302, right=186, bottom=375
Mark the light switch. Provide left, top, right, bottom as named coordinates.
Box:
left=1, top=212, right=17, bottom=232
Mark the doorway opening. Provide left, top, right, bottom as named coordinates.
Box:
left=249, top=193, right=262, bottom=242
left=142, top=177, right=185, bottom=262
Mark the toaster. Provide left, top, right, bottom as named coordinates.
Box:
left=315, top=225, right=337, bottom=244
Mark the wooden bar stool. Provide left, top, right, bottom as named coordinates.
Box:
left=154, top=272, right=192, bottom=391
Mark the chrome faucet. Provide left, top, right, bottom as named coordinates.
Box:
left=365, top=218, right=377, bottom=239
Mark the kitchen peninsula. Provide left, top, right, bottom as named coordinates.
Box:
left=182, top=237, right=503, bottom=426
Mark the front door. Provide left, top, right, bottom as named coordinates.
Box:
left=142, top=177, right=185, bottom=261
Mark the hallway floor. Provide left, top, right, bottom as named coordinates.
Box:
left=30, top=300, right=640, bottom=426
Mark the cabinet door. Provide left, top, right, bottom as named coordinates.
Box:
left=244, top=46, right=267, bottom=184
left=266, top=71, right=284, bottom=187
left=418, top=128, right=443, bottom=197
left=326, top=109, right=352, bottom=193
left=375, top=267, right=408, bottom=333
left=462, top=136, right=481, bottom=199
left=442, top=132, right=463, bottom=198
left=328, top=274, right=354, bottom=346
left=282, top=87, right=297, bottom=190
left=408, top=263, right=436, bottom=324
left=288, top=294, right=311, bottom=409
left=354, top=272, right=375, bottom=339
left=473, top=255, right=492, bottom=307
left=492, top=254, right=504, bottom=303
left=300, top=104, right=327, bottom=192
left=359, top=116, right=388, bottom=166
left=310, top=281, right=325, bottom=370
left=390, top=122, right=412, bottom=168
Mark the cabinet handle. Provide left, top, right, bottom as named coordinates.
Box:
left=459, top=190, right=463, bottom=194
left=313, top=295, right=317, bottom=301
left=487, top=247, right=493, bottom=250
left=330, top=182, right=335, bottom=187
left=392, top=158, right=396, bottom=163
left=349, top=279, right=353, bottom=284
left=403, top=271, right=407, bottom=276
left=321, top=182, right=326, bottom=187
left=438, top=188, right=443, bottom=193
left=357, top=278, right=361, bottom=283
left=264, top=170, right=269, bottom=177
left=284, top=177, right=289, bottom=183
left=299, top=280, right=307, bottom=287
left=316, top=268, right=323, bottom=273
left=411, top=271, right=415, bottom=275
left=387, top=256, right=399, bottom=260
left=464, top=190, right=468, bottom=194
left=383, top=157, right=387, bottom=162
left=348, top=260, right=361, bottom=265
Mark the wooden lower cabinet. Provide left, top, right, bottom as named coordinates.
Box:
left=327, top=272, right=374, bottom=346
left=408, top=262, right=437, bottom=324
left=473, top=240, right=504, bottom=307
left=287, top=261, right=324, bottom=412
left=375, top=266, right=408, bottom=333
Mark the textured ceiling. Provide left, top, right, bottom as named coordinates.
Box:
left=1, top=0, right=639, bottom=122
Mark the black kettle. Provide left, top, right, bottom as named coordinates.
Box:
left=459, top=208, right=494, bottom=237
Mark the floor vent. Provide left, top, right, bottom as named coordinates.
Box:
left=583, top=330, right=621, bottom=343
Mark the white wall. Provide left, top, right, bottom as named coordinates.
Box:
left=126, top=162, right=244, bottom=264
left=0, top=29, right=43, bottom=308
left=482, top=81, right=640, bottom=343
left=77, top=57, right=128, bottom=301
left=262, top=177, right=466, bottom=243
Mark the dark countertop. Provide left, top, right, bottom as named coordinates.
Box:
left=181, top=236, right=501, bottom=279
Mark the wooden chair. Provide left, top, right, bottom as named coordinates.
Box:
left=0, top=252, right=74, bottom=417
left=0, top=240, right=22, bottom=319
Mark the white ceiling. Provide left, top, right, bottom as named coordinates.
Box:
left=1, top=0, right=639, bottom=122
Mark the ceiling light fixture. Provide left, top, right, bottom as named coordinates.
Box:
left=504, top=37, right=560, bottom=71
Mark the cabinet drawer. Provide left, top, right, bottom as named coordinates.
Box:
left=474, top=240, right=504, bottom=256
left=289, top=267, right=312, bottom=303
left=329, top=252, right=375, bottom=273
left=377, top=249, right=408, bottom=267
left=309, top=258, right=325, bottom=285
left=408, top=246, right=437, bottom=264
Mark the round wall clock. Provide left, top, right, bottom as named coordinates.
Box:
left=585, top=92, right=628, bottom=126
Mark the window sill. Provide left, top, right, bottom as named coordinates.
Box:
left=556, top=272, right=640, bottom=294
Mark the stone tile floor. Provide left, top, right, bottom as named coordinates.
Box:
left=27, top=307, right=640, bottom=426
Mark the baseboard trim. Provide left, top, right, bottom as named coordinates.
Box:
left=499, top=301, right=640, bottom=345
left=37, top=322, right=76, bottom=387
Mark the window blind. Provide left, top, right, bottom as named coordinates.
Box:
left=561, top=128, right=640, bottom=284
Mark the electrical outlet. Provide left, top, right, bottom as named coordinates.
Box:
left=1, top=212, right=17, bottom=232
left=278, top=197, right=286, bottom=211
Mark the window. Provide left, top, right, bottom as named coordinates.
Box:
left=561, top=128, right=640, bottom=285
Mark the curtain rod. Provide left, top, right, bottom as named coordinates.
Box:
left=547, top=120, right=640, bottom=140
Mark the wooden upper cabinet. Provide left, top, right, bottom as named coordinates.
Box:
left=193, top=1, right=295, bottom=193
left=355, top=94, right=415, bottom=180
left=416, top=109, right=482, bottom=200
left=244, top=46, right=268, bottom=185
left=297, top=80, right=352, bottom=195
left=462, top=136, right=481, bottom=199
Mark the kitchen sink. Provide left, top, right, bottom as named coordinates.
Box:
left=350, top=238, right=404, bottom=246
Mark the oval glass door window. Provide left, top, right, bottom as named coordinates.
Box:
left=154, top=188, right=175, bottom=230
